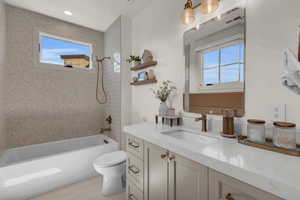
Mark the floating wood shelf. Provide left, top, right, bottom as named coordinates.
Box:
left=130, top=79, right=157, bottom=86
left=130, top=61, right=158, bottom=71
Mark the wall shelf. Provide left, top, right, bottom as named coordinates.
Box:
left=130, top=61, right=158, bottom=71
left=130, top=79, right=157, bottom=86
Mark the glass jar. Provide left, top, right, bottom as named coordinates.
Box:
left=273, top=122, right=296, bottom=149
left=247, top=119, right=266, bottom=143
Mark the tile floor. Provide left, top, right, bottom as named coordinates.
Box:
left=33, top=176, right=126, bottom=200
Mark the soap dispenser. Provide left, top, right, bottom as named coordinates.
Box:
left=221, top=109, right=236, bottom=138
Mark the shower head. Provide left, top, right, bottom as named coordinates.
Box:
left=97, top=56, right=111, bottom=63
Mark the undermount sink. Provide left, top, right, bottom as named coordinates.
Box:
left=161, top=129, right=219, bottom=144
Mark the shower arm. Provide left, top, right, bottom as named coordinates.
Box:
left=96, top=56, right=111, bottom=63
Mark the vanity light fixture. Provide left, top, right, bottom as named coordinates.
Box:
left=181, top=0, right=221, bottom=24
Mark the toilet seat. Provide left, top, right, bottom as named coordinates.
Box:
left=94, top=151, right=127, bottom=168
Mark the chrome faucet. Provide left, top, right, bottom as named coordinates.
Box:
left=195, top=114, right=207, bottom=132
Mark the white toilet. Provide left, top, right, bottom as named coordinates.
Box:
left=93, top=151, right=127, bottom=196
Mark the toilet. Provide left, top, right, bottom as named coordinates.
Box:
left=93, top=151, right=127, bottom=196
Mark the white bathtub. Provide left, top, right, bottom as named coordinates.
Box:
left=0, top=135, right=118, bottom=200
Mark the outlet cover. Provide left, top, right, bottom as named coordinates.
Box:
left=273, top=104, right=286, bottom=122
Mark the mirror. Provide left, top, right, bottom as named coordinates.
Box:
left=184, top=7, right=245, bottom=117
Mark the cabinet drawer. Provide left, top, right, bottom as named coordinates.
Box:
left=127, top=135, right=144, bottom=159
left=209, top=169, right=283, bottom=200
left=127, top=153, right=144, bottom=191
left=128, top=180, right=143, bottom=200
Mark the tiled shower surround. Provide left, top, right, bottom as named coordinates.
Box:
left=0, top=0, right=6, bottom=153
left=103, top=18, right=122, bottom=144
left=5, top=5, right=106, bottom=148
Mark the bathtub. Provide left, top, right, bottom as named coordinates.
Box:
left=0, top=135, right=118, bottom=200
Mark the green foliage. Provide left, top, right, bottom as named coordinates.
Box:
left=126, top=55, right=141, bottom=64
left=151, top=81, right=176, bottom=102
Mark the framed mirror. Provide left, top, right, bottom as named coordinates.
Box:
left=183, top=7, right=245, bottom=117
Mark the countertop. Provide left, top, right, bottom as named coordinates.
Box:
left=124, top=123, right=300, bottom=200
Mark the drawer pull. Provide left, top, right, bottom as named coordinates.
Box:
left=128, top=141, right=140, bottom=149
left=128, top=165, right=140, bottom=174
left=225, top=193, right=234, bottom=200
left=128, top=193, right=137, bottom=200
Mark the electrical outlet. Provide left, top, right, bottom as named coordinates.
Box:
left=273, top=104, right=286, bottom=122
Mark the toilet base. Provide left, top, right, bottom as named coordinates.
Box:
left=101, top=176, right=125, bottom=196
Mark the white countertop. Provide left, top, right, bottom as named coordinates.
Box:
left=124, top=123, right=300, bottom=200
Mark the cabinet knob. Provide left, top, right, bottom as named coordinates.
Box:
left=161, top=153, right=169, bottom=160
left=225, top=193, right=234, bottom=200
left=168, top=155, right=175, bottom=161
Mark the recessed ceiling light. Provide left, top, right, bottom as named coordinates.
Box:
left=64, top=10, right=73, bottom=16
left=127, top=0, right=135, bottom=5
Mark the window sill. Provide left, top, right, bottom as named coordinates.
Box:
left=194, top=82, right=244, bottom=93
left=36, top=62, right=96, bottom=73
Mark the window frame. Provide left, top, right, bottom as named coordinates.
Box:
left=39, top=32, right=94, bottom=70
left=199, top=39, right=244, bottom=86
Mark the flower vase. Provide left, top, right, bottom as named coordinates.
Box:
left=159, top=102, right=168, bottom=116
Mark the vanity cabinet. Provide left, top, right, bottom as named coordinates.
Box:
left=168, top=153, right=209, bottom=200
left=126, top=135, right=283, bottom=200
left=144, top=142, right=169, bottom=200
left=209, top=170, right=283, bottom=200
left=127, top=135, right=144, bottom=200
left=144, top=142, right=209, bottom=200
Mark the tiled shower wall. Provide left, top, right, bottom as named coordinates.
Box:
left=103, top=16, right=132, bottom=149
left=103, top=18, right=122, bottom=144
left=0, top=0, right=6, bottom=153
left=5, top=5, right=106, bottom=148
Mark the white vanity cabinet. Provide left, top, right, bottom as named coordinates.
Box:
left=126, top=134, right=283, bottom=200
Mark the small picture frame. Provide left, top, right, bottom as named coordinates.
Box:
left=138, top=71, right=148, bottom=81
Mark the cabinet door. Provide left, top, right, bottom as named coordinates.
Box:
left=144, top=142, right=169, bottom=200
left=209, top=169, right=284, bottom=200
left=169, top=153, right=209, bottom=200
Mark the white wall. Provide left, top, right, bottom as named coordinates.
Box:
left=246, top=0, right=300, bottom=124
left=131, top=0, right=240, bottom=123
left=131, top=0, right=300, bottom=132
left=0, top=0, right=6, bottom=152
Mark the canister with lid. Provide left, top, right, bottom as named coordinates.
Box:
left=273, top=122, right=296, bottom=150
left=247, top=119, right=266, bottom=143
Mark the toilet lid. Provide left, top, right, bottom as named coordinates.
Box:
left=94, top=151, right=127, bottom=168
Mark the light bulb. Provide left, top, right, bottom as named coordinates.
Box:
left=64, top=10, right=73, bottom=16
left=181, top=7, right=196, bottom=24
left=200, top=0, right=220, bottom=14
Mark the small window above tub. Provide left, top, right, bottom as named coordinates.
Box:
left=39, top=32, right=93, bottom=70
